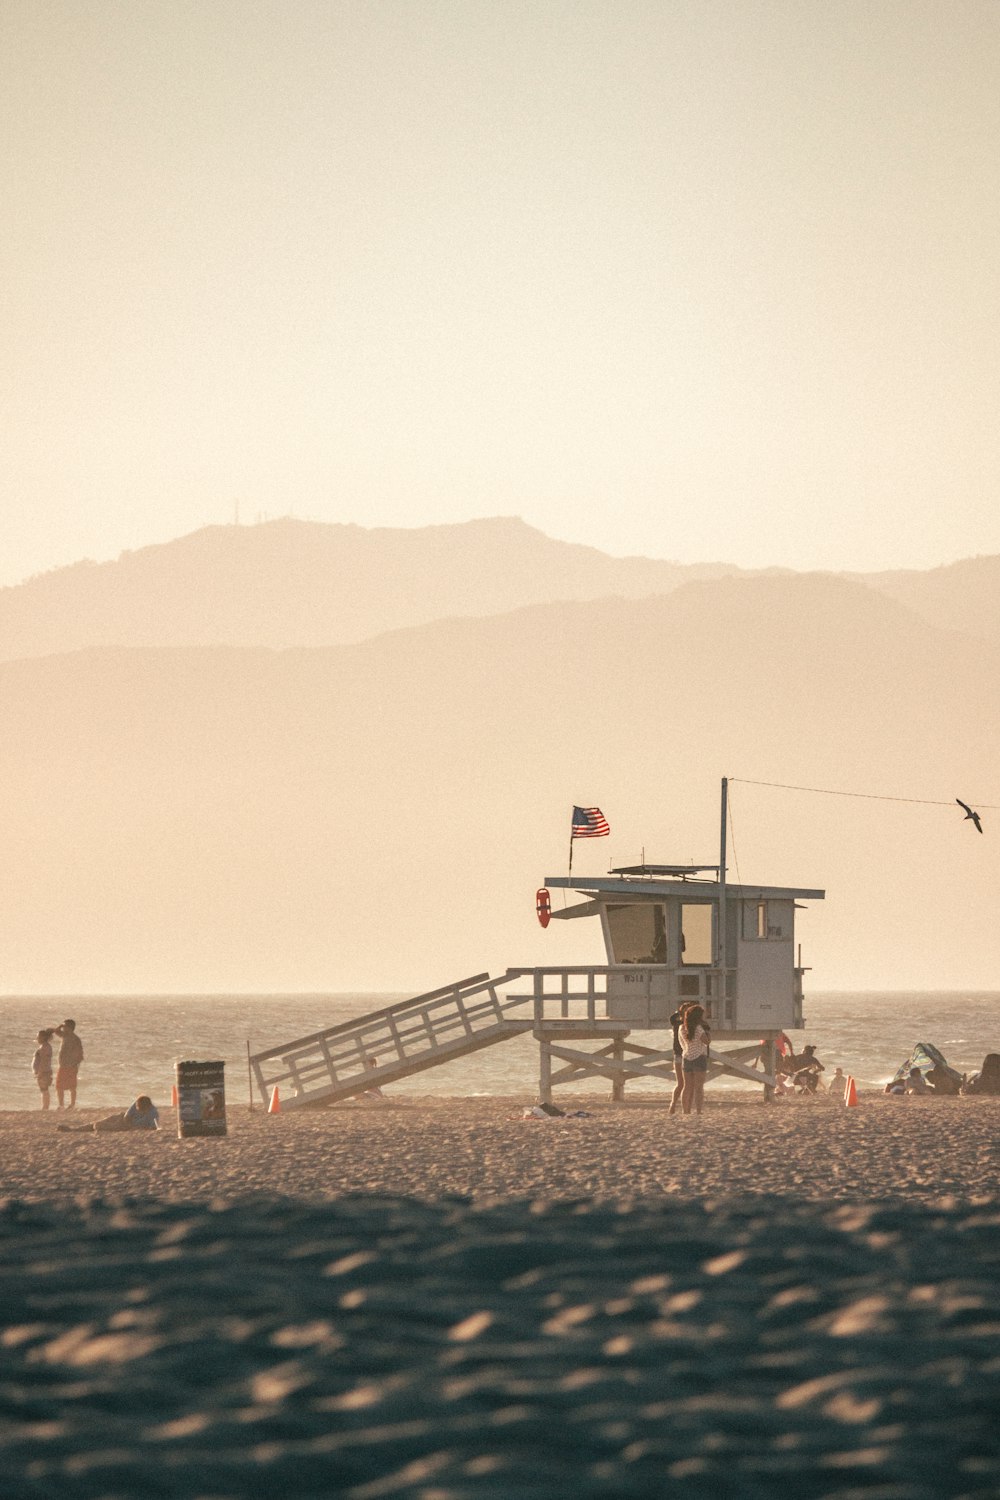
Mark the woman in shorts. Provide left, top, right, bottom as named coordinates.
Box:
left=679, top=1003, right=710, bottom=1116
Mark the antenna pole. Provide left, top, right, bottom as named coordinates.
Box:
left=718, top=777, right=728, bottom=993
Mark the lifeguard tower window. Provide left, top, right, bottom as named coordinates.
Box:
left=680, top=904, right=713, bottom=965
left=743, top=900, right=783, bottom=940
left=607, top=903, right=667, bottom=964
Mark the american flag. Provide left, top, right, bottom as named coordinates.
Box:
left=572, top=805, right=610, bottom=839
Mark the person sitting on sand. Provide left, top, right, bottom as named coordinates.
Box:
left=926, top=1062, right=960, bottom=1096
left=58, top=1095, right=160, bottom=1134
left=678, top=1003, right=710, bottom=1116
left=828, top=1066, right=847, bottom=1100
left=32, top=1029, right=55, bottom=1111
left=790, top=1044, right=825, bottom=1093
left=905, top=1066, right=930, bottom=1095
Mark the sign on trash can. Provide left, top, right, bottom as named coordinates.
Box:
left=175, top=1059, right=227, bottom=1137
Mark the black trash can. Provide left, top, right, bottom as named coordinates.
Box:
left=175, top=1059, right=227, bottom=1137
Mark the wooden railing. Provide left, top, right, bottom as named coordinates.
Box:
left=505, top=966, right=615, bottom=1023
left=249, top=972, right=533, bottom=1107
left=505, top=965, right=738, bottom=1024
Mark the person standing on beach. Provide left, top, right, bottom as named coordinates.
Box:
left=32, top=1029, right=54, bottom=1110
left=679, top=1003, right=710, bottom=1116
left=54, top=1019, right=84, bottom=1109
left=668, top=1005, right=687, bottom=1116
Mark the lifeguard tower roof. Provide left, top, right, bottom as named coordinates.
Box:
left=540, top=854, right=824, bottom=1041
left=545, top=873, right=825, bottom=902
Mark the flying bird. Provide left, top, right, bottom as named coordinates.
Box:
left=956, top=798, right=983, bottom=834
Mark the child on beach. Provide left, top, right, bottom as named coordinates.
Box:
left=32, top=1029, right=54, bottom=1110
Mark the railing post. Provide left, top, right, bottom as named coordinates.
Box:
left=319, top=1036, right=336, bottom=1085
left=611, top=1034, right=625, bottom=1101
left=387, top=1013, right=404, bottom=1060
left=538, top=1033, right=552, bottom=1104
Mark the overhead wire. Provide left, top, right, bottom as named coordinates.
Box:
left=730, top=778, right=998, bottom=810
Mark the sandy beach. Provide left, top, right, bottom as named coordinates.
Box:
left=2, top=1092, right=998, bottom=1497
left=2, top=1090, right=999, bottom=1205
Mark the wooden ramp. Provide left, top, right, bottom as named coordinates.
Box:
left=249, top=972, right=536, bottom=1109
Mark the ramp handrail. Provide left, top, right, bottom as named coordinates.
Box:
left=249, top=973, right=492, bottom=1062
left=249, top=971, right=533, bottom=1106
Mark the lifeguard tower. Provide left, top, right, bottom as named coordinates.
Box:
left=250, top=780, right=824, bottom=1108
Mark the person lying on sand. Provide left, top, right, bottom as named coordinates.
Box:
left=57, top=1096, right=160, bottom=1134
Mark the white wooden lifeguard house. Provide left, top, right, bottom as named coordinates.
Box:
left=250, top=780, right=824, bottom=1109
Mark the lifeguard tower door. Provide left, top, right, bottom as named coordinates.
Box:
left=733, top=896, right=797, bottom=1032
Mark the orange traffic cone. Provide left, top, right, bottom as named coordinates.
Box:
left=844, top=1075, right=859, bottom=1107
left=268, top=1085, right=281, bottom=1115
left=171, top=1083, right=178, bottom=1108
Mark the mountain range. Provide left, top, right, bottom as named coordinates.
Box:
left=1, top=519, right=997, bottom=995
left=4, top=516, right=1000, bottom=662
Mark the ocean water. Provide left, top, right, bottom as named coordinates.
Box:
left=2, top=990, right=997, bottom=1112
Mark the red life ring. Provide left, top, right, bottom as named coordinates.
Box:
left=535, top=887, right=551, bottom=928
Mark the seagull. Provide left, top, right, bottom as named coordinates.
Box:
left=956, top=798, right=983, bottom=834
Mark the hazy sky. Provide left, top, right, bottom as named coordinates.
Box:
left=4, top=0, right=1000, bottom=587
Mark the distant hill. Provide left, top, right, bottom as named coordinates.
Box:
left=1, top=572, right=997, bottom=994
left=0, top=517, right=743, bottom=663
left=851, top=555, right=1000, bottom=643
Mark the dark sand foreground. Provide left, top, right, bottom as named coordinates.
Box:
left=2, top=1094, right=998, bottom=1498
